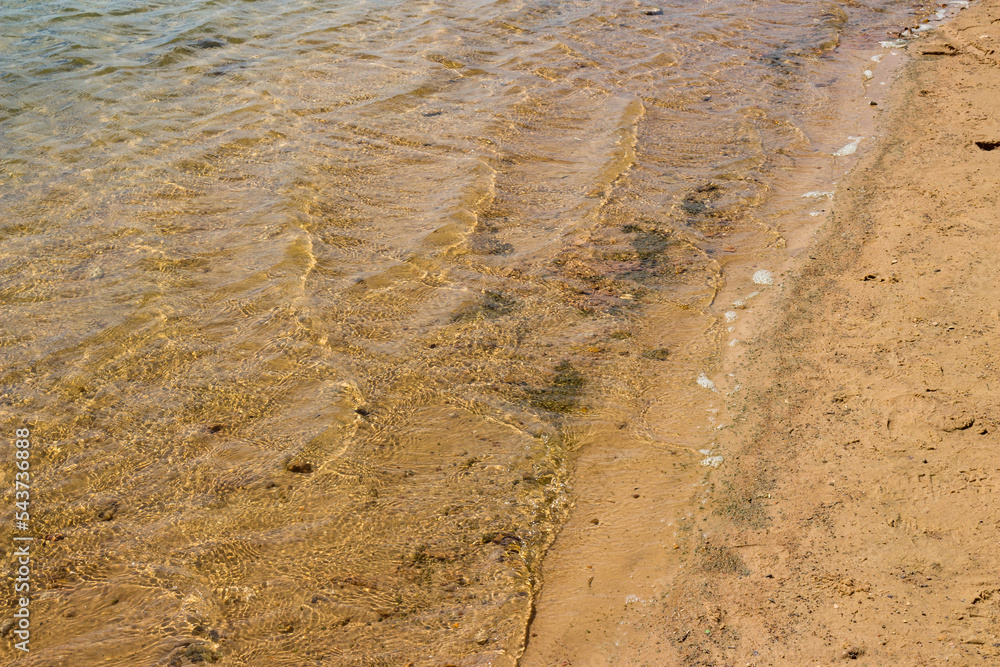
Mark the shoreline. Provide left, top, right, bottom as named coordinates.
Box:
left=519, top=0, right=999, bottom=663
left=659, top=0, right=1000, bottom=662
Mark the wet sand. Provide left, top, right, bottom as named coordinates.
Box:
left=660, top=0, right=1000, bottom=663
left=0, top=0, right=989, bottom=663
left=523, top=0, right=1000, bottom=663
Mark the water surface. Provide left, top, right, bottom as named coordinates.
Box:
left=0, top=0, right=922, bottom=663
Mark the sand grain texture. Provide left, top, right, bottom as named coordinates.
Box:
left=657, top=1, right=1000, bottom=664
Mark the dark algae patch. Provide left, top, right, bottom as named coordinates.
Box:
left=531, top=361, right=587, bottom=413
left=451, top=289, right=519, bottom=321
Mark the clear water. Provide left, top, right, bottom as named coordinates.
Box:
left=0, top=0, right=922, bottom=663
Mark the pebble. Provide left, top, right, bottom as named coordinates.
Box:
left=285, top=459, right=314, bottom=474
left=184, top=643, right=222, bottom=662
left=96, top=499, right=119, bottom=521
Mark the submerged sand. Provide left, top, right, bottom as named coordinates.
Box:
left=524, top=0, right=1000, bottom=663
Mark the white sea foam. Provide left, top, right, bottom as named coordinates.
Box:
left=725, top=310, right=738, bottom=323
left=696, top=373, right=716, bottom=391
left=701, top=455, right=724, bottom=467
left=733, top=290, right=760, bottom=309
left=833, top=136, right=862, bottom=156
left=752, top=270, right=773, bottom=285
left=802, top=190, right=834, bottom=199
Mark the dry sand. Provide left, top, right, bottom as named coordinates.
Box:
left=522, top=0, right=1000, bottom=663
left=661, top=1, right=1000, bottom=663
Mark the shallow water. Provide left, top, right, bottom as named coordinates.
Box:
left=0, top=0, right=925, bottom=663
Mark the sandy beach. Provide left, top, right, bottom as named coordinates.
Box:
left=1, top=0, right=994, bottom=663
left=523, top=0, right=1000, bottom=664
left=660, top=1, right=1000, bottom=663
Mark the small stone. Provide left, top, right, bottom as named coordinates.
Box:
left=642, top=348, right=671, bottom=361
left=97, top=500, right=119, bottom=521
left=184, top=643, right=222, bottom=663
left=842, top=646, right=865, bottom=659
left=285, top=459, right=314, bottom=474
left=644, top=7, right=664, bottom=15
